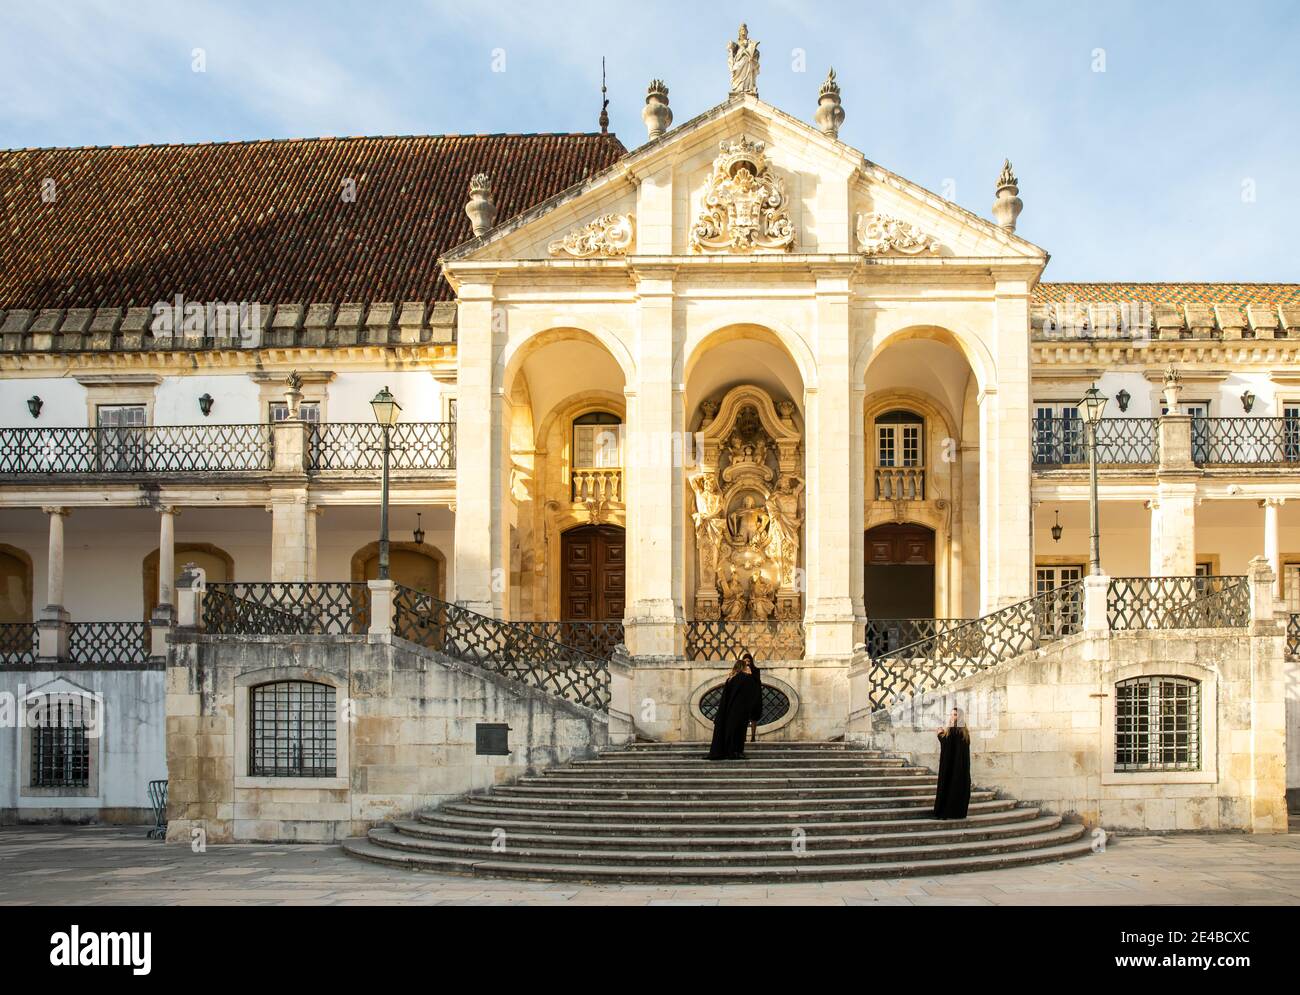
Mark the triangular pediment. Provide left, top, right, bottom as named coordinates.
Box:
left=441, top=94, right=1046, bottom=274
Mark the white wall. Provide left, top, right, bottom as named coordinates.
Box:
left=328, top=371, right=444, bottom=422
left=155, top=374, right=261, bottom=425
left=0, top=377, right=88, bottom=429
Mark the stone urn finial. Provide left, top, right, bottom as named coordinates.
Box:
left=991, top=158, right=1023, bottom=232
left=284, top=369, right=304, bottom=418
left=814, top=67, right=845, bottom=138
left=643, top=79, right=672, bottom=141
left=465, top=173, right=497, bottom=237
left=1162, top=366, right=1184, bottom=409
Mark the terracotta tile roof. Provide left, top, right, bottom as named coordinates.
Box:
left=1036, top=282, right=1300, bottom=306
left=0, top=133, right=627, bottom=310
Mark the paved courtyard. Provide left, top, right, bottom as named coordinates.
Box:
left=0, top=824, right=1298, bottom=905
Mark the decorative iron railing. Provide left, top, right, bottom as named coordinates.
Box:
left=874, top=467, right=925, bottom=501
left=512, top=621, right=625, bottom=661
left=1106, top=576, right=1249, bottom=630
left=309, top=422, right=455, bottom=472
left=1194, top=417, right=1300, bottom=466
left=201, top=582, right=371, bottom=636
left=1288, top=613, right=1300, bottom=662
left=867, top=582, right=1083, bottom=711
left=0, top=622, right=38, bottom=665
left=864, top=618, right=971, bottom=659
left=67, top=621, right=151, bottom=665
left=684, top=620, right=805, bottom=662
left=390, top=585, right=609, bottom=709
left=1033, top=417, right=1159, bottom=467
left=0, top=424, right=273, bottom=474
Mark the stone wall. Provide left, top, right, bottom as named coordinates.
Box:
left=165, top=631, right=607, bottom=843
left=852, top=625, right=1289, bottom=833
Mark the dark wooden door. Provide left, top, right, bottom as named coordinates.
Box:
left=560, top=525, right=625, bottom=620
left=864, top=523, right=935, bottom=619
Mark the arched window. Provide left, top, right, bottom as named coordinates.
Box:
left=249, top=681, right=337, bottom=777
left=1115, top=676, right=1200, bottom=771
left=573, top=412, right=622, bottom=469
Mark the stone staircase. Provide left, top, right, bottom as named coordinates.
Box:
left=343, top=741, right=1097, bottom=882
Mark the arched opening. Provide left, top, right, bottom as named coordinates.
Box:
left=865, top=522, right=936, bottom=620
left=351, top=541, right=446, bottom=601
left=0, top=545, right=34, bottom=622
left=143, top=543, right=233, bottom=622
left=559, top=524, right=625, bottom=621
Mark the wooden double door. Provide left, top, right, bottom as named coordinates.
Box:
left=560, top=525, right=625, bottom=621
left=864, top=523, right=935, bottom=619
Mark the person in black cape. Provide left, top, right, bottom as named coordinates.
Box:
left=707, top=656, right=762, bottom=760
left=932, top=706, right=971, bottom=819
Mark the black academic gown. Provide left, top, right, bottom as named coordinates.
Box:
left=932, top=728, right=971, bottom=819
left=707, top=672, right=761, bottom=760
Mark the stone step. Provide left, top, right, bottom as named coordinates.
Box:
left=343, top=831, right=1098, bottom=883
left=437, top=796, right=1018, bottom=826
left=418, top=803, right=1039, bottom=838
left=396, top=812, right=1061, bottom=851
left=447, top=789, right=999, bottom=814
left=525, top=772, right=934, bottom=789
left=572, top=757, right=911, bottom=770
left=618, top=742, right=877, bottom=754
left=493, top=782, right=958, bottom=801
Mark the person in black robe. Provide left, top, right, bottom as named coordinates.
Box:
left=707, top=658, right=761, bottom=760
left=932, top=706, right=972, bottom=819
left=745, top=654, right=763, bottom=743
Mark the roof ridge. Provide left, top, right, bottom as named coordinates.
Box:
left=0, top=131, right=620, bottom=154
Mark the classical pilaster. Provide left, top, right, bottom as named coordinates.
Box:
left=452, top=280, right=503, bottom=615
left=849, top=382, right=867, bottom=637
left=1147, top=487, right=1197, bottom=576
left=38, top=506, right=71, bottom=659
left=623, top=267, right=682, bottom=656
left=1261, top=497, right=1284, bottom=580
left=269, top=490, right=311, bottom=582
left=805, top=270, right=855, bottom=658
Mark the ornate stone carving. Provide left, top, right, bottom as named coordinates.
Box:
left=465, top=173, right=497, bottom=237
left=856, top=212, right=941, bottom=256
left=689, top=385, right=804, bottom=623
left=992, top=158, right=1023, bottom=232
left=814, top=67, right=844, bottom=138
left=642, top=80, right=672, bottom=140
left=690, top=138, right=795, bottom=253
left=547, top=214, right=635, bottom=258
left=727, top=23, right=760, bottom=96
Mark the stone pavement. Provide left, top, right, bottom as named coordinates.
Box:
left=1, top=824, right=1298, bottom=905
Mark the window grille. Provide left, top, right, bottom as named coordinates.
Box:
left=30, top=696, right=92, bottom=788
left=249, top=681, right=337, bottom=777
left=1115, top=676, right=1200, bottom=771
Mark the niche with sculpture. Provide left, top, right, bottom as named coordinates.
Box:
left=688, top=385, right=803, bottom=623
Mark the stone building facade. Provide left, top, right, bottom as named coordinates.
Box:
left=0, top=30, right=1295, bottom=834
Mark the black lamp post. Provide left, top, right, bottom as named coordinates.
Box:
left=1077, top=384, right=1109, bottom=575
left=370, top=386, right=402, bottom=580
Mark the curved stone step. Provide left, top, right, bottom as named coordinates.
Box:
left=343, top=832, right=1098, bottom=883
left=453, top=789, right=998, bottom=813
left=393, top=812, right=1062, bottom=851
left=493, top=782, right=954, bottom=800
left=521, top=772, right=935, bottom=789
left=422, top=800, right=1033, bottom=837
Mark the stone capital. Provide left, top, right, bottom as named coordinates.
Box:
left=41, top=506, right=70, bottom=517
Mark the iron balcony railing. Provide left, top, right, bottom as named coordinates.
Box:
left=1194, top=417, right=1300, bottom=466
left=0, top=622, right=38, bottom=665
left=0, top=424, right=273, bottom=474
left=512, top=621, right=625, bottom=661
left=391, top=585, right=609, bottom=709
left=201, top=582, right=371, bottom=636
left=1288, top=613, right=1299, bottom=662
left=0, top=421, right=455, bottom=476
left=1107, top=576, right=1249, bottom=630
left=67, top=621, right=152, bottom=665
left=868, top=582, right=1083, bottom=711
left=864, top=618, right=971, bottom=659
left=1032, top=417, right=1159, bottom=467
left=684, top=620, right=805, bottom=662
left=309, top=422, right=455, bottom=472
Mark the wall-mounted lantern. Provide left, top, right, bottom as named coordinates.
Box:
left=1050, top=509, right=1063, bottom=543
left=1115, top=388, right=1131, bottom=413
left=1240, top=390, right=1256, bottom=414
left=198, top=393, right=215, bottom=417
left=27, top=395, right=43, bottom=419
left=413, top=512, right=425, bottom=546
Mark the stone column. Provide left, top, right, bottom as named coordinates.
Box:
left=452, top=281, right=502, bottom=615
left=156, top=505, right=178, bottom=614
left=804, top=270, right=855, bottom=658
left=849, top=383, right=867, bottom=638
left=1147, top=485, right=1197, bottom=576
left=269, top=490, right=311, bottom=582
left=1261, top=497, right=1283, bottom=581
left=623, top=267, right=682, bottom=656
left=38, top=507, right=71, bottom=659
left=976, top=386, right=1001, bottom=611
left=306, top=504, right=322, bottom=582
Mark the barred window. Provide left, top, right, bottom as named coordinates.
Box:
left=1115, top=676, right=1200, bottom=771
left=249, top=681, right=337, bottom=777
left=30, top=695, right=92, bottom=788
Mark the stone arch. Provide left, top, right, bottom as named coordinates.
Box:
left=143, top=542, right=233, bottom=622
left=681, top=319, right=816, bottom=391
left=350, top=541, right=447, bottom=602
left=499, top=324, right=636, bottom=395
left=855, top=323, right=995, bottom=394
left=0, top=543, right=34, bottom=622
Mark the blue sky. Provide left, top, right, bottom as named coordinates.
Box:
left=2, top=0, right=1297, bottom=281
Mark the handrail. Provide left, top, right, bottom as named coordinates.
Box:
left=1107, top=575, right=1249, bottom=629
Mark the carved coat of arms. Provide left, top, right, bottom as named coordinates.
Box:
left=690, top=138, right=794, bottom=253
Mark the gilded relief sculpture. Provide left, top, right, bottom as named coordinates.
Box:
left=690, top=384, right=804, bottom=624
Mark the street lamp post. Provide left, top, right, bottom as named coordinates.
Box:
left=370, top=386, right=402, bottom=580
left=1077, top=384, right=1109, bottom=576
